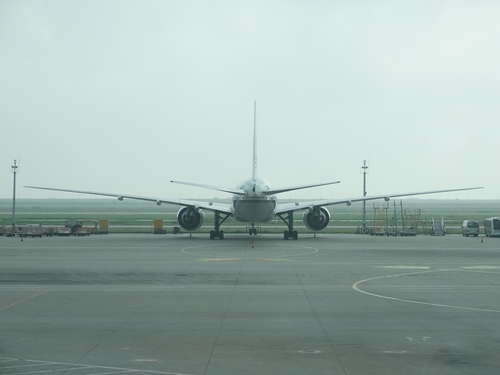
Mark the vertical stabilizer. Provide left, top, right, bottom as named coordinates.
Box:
left=252, top=101, right=258, bottom=180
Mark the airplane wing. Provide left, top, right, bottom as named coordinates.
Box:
left=24, top=186, right=233, bottom=214
left=275, top=187, right=484, bottom=214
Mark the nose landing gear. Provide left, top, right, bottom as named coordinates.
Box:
left=249, top=223, right=258, bottom=235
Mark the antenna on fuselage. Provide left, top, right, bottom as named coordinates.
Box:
left=252, top=101, right=258, bottom=181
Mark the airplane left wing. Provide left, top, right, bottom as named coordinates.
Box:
left=276, top=187, right=484, bottom=214
left=24, top=186, right=233, bottom=214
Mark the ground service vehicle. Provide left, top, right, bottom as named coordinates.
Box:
left=483, top=217, right=500, bottom=237
left=462, top=220, right=480, bottom=237
left=430, top=217, right=445, bottom=236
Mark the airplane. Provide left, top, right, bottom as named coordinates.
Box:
left=26, top=104, right=482, bottom=240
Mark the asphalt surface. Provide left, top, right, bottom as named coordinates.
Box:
left=1, top=233, right=500, bottom=375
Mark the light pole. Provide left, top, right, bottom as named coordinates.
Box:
left=11, top=160, right=19, bottom=229
left=361, top=160, right=368, bottom=232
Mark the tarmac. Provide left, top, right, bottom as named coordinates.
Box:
left=1, top=233, right=500, bottom=375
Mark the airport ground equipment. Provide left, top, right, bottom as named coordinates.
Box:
left=23, top=224, right=43, bottom=238
left=401, top=208, right=420, bottom=236
left=153, top=219, right=166, bottom=234
left=371, top=202, right=389, bottom=235
left=430, top=216, right=445, bottom=236
left=64, top=219, right=97, bottom=235
left=56, top=227, right=71, bottom=236
left=483, top=217, right=500, bottom=237
left=99, top=219, right=109, bottom=234
left=43, top=227, right=56, bottom=237
left=2, top=226, right=23, bottom=237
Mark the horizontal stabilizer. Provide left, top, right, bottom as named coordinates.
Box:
left=264, top=181, right=340, bottom=195
left=170, top=180, right=246, bottom=196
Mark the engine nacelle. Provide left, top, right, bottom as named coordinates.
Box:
left=177, top=206, right=205, bottom=232
left=302, top=207, right=330, bottom=232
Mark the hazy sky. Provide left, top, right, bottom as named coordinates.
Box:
left=1, top=1, right=498, bottom=201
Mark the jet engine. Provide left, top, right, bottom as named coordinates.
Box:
left=302, top=207, right=330, bottom=231
left=177, top=206, right=205, bottom=232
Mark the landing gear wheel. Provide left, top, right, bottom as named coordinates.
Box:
left=210, top=211, right=229, bottom=240
left=284, top=230, right=298, bottom=240
left=210, top=230, right=224, bottom=240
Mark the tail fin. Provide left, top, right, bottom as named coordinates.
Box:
left=252, top=101, right=258, bottom=181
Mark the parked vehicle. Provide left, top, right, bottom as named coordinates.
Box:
left=484, top=217, right=500, bottom=237
left=461, top=220, right=480, bottom=237
left=4, top=226, right=24, bottom=237
left=24, top=224, right=43, bottom=238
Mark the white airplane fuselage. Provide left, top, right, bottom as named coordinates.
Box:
left=232, top=177, right=276, bottom=223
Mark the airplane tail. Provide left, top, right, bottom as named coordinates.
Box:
left=252, top=101, right=258, bottom=181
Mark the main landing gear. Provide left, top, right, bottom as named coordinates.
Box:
left=210, top=211, right=230, bottom=240
left=277, top=211, right=298, bottom=240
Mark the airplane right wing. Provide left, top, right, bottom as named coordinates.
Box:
left=276, top=187, right=484, bottom=214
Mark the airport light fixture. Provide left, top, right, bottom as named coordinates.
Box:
left=11, top=159, right=19, bottom=228
left=360, top=160, right=369, bottom=232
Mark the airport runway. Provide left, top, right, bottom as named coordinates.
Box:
left=1, top=233, right=500, bottom=375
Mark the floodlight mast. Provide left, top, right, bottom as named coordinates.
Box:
left=361, top=160, right=369, bottom=232
left=11, top=159, right=19, bottom=228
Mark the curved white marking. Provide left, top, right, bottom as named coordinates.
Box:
left=353, top=268, right=500, bottom=313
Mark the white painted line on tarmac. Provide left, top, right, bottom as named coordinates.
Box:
left=1, top=362, right=58, bottom=369
left=0, top=357, right=20, bottom=363
left=0, top=290, right=49, bottom=311
left=0, top=358, right=199, bottom=375
left=376, top=266, right=430, bottom=269
left=353, top=268, right=500, bottom=313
